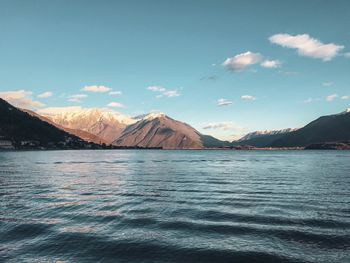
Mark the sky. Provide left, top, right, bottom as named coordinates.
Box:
left=0, top=0, right=349, bottom=140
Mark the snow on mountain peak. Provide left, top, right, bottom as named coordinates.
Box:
left=37, top=107, right=135, bottom=125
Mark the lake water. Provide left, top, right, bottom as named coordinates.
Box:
left=0, top=150, right=349, bottom=262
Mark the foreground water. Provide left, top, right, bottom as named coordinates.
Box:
left=0, top=150, right=349, bottom=263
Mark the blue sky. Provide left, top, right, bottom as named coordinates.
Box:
left=0, top=0, right=349, bottom=140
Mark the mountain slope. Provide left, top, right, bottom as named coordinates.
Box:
left=38, top=108, right=135, bottom=144
left=271, top=110, right=350, bottom=147
left=113, top=113, right=227, bottom=149
left=0, top=99, right=94, bottom=149
left=22, top=109, right=109, bottom=145
left=232, top=129, right=296, bottom=147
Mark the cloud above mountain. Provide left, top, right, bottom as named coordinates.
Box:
left=107, top=102, right=123, bottom=108
left=261, top=60, right=281, bottom=68
left=38, top=91, right=53, bottom=98
left=82, top=85, right=111, bottom=93
left=202, top=122, right=237, bottom=130
left=217, top=98, right=232, bottom=106
left=0, top=90, right=44, bottom=108
left=326, top=93, right=338, bottom=102
left=147, top=86, right=180, bottom=98
left=68, top=94, right=87, bottom=103
left=269, top=34, right=344, bottom=61
left=223, top=51, right=262, bottom=71
left=241, top=95, right=256, bottom=101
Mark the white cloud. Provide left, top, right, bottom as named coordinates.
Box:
left=147, top=86, right=180, bottom=98
left=261, top=60, right=281, bottom=68
left=163, top=90, right=180, bottom=97
left=82, top=85, right=111, bottom=93
left=38, top=91, right=53, bottom=98
left=303, top=98, right=320, bottom=104
left=341, top=95, right=349, bottom=100
left=223, top=51, right=262, bottom=71
left=241, top=95, right=256, bottom=101
left=217, top=98, right=232, bottom=106
left=147, top=86, right=166, bottom=92
left=67, top=94, right=87, bottom=103
left=322, top=82, right=333, bottom=87
left=0, top=90, right=44, bottom=109
left=269, top=33, right=344, bottom=61
left=107, top=102, right=123, bottom=108
left=326, top=93, right=338, bottom=102
left=344, top=52, right=350, bottom=58
left=203, top=122, right=243, bottom=131
left=109, top=91, right=122, bottom=96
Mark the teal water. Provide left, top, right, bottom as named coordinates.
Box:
left=0, top=150, right=349, bottom=262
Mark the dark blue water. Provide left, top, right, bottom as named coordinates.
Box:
left=0, top=150, right=349, bottom=263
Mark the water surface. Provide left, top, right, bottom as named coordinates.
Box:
left=0, top=150, right=349, bottom=262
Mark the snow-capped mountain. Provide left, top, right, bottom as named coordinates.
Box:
left=238, top=128, right=297, bottom=141
left=38, top=107, right=136, bottom=144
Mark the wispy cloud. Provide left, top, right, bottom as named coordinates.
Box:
left=203, top=122, right=241, bottom=131
left=147, top=86, right=180, bottom=98
left=322, top=82, right=333, bottom=87
left=344, top=52, right=350, bottom=58
left=269, top=33, right=344, bottom=61
left=326, top=93, right=338, bottom=102
left=241, top=95, right=256, bottom=101
left=217, top=98, right=232, bottom=106
left=0, top=90, right=44, bottom=109
left=82, top=85, right=111, bottom=93
left=341, top=95, right=349, bottom=100
left=223, top=51, right=262, bottom=71
left=109, top=91, right=122, bottom=96
left=261, top=60, right=281, bottom=68
left=107, top=102, right=123, bottom=108
left=38, top=91, right=53, bottom=98
left=303, top=98, right=320, bottom=104
left=68, top=94, right=87, bottom=103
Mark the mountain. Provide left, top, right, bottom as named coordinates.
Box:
left=38, top=108, right=135, bottom=144
left=0, top=99, right=95, bottom=149
left=271, top=109, right=350, bottom=147
left=232, top=129, right=296, bottom=147
left=21, top=109, right=109, bottom=145
left=113, top=113, right=228, bottom=149
left=238, top=129, right=296, bottom=141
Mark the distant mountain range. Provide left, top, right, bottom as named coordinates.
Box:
left=1, top=98, right=349, bottom=150
left=232, top=129, right=297, bottom=148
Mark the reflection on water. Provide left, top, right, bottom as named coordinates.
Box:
left=0, top=150, right=350, bottom=262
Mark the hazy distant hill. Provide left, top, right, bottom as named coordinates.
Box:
left=0, top=98, right=95, bottom=149
left=113, top=113, right=227, bottom=149
left=271, top=109, right=350, bottom=147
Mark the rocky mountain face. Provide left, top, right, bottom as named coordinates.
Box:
left=38, top=108, right=135, bottom=144
left=271, top=110, right=350, bottom=147
left=0, top=99, right=96, bottom=149
left=113, top=113, right=227, bottom=149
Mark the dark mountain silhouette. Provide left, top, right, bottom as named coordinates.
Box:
left=0, top=98, right=97, bottom=149
left=271, top=110, right=350, bottom=147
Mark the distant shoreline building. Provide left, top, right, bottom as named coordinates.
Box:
left=0, top=136, right=14, bottom=150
